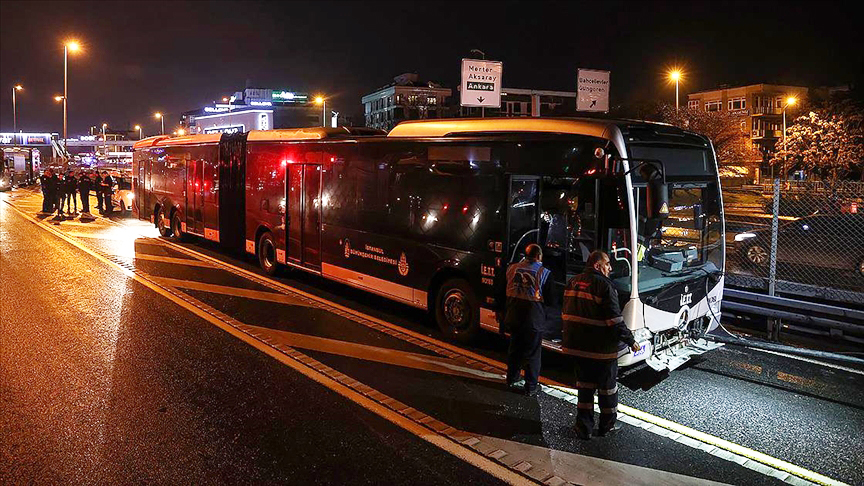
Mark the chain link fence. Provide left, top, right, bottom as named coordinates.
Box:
left=725, top=179, right=864, bottom=306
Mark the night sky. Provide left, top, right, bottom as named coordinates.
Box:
left=1, top=0, right=861, bottom=136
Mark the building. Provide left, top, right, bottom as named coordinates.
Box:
left=687, top=83, right=809, bottom=178
left=362, top=73, right=452, bottom=131
left=182, top=87, right=323, bottom=135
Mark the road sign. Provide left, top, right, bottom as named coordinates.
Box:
left=577, top=69, right=610, bottom=112
left=461, top=59, right=502, bottom=108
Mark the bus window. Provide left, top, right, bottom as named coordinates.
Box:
left=508, top=178, right=539, bottom=262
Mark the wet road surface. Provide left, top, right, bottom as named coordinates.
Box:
left=3, top=188, right=862, bottom=485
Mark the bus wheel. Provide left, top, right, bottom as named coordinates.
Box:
left=157, top=208, right=172, bottom=237
left=257, top=232, right=280, bottom=276
left=171, top=213, right=189, bottom=242
left=434, top=278, right=480, bottom=343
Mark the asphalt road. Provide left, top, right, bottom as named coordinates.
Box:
left=2, top=188, right=863, bottom=486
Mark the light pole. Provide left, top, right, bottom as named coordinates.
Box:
left=135, top=125, right=142, bottom=140
left=102, top=123, right=107, bottom=157
left=12, top=85, right=23, bottom=132
left=154, top=112, right=164, bottom=134
left=781, top=96, right=797, bottom=180
left=315, top=96, right=326, bottom=127
left=63, top=40, right=81, bottom=144
left=668, top=69, right=682, bottom=112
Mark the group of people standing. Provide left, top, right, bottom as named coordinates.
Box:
left=40, top=168, right=115, bottom=218
left=504, top=244, right=641, bottom=440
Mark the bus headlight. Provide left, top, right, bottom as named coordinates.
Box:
left=734, top=232, right=756, bottom=242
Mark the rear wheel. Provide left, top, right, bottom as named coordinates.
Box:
left=434, top=278, right=480, bottom=343
left=171, top=213, right=189, bottom=242
left=157, top=208, right=171, bottom=237
left=257, top=231, right=280, bottom=276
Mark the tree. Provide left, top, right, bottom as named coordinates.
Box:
left=770, top=107, right=864, bottom=181
left=659, top=104, right=756, bottom=168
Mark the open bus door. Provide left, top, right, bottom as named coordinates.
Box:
left=287, top=163, right=323, bottom=269
left=506, top=176, right=541, bottom=263
left=185, top=157, right=204, bottom=235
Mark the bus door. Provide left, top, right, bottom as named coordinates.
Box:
left=287, top=164, right=323, bottom=269
left=506, top=176, right=541, bottom=263
left=185, top=157, right=204, bottom=235
left=135, top=153, right=147, bottom=216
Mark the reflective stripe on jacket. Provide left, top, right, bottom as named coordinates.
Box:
left=562, top=269, right=636, bottom=360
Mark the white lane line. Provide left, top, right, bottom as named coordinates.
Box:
left=750, top=348, right=864, bottom=376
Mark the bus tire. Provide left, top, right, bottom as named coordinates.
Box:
left=257, top=231, right=280, bottom=277
left=434, top=278, right=480, bottom=343
left=171, top=213, right=190, bottom=242
left=157, top=208, right=172, bottom=237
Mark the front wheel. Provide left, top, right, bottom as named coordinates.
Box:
left=257, top=231, right=280, bottom=277
left=434, top=278, right=480, bottom=343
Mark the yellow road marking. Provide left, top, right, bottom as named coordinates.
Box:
left=134, top=253, right=216, bottom=268
left=151, top=276, right=315, bottom=307
left=3, top=201, right=534, bottom=486
left=246, top=324, right=503, bottom=382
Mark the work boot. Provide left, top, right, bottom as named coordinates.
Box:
left=524, top=385, right=539, bottom=397
left=506, top=378, right=524, bottom=392
left=574, top=424, right=592, bottom=441
left=597, top=423, right=623, bottom=437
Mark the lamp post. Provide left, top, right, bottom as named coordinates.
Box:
left=134, top=124, right=142, bottom=140
left=12, top=85, right=23, bottom=132
left=781, top=96, right=797, bottom=181
left=63, top=40, right=81, bottom=144
left=315, top=96, right=326, bottom=127
left=101, top=123, right=107, bottom=157
left=154, top=112, right=164, bottom=135
left=668, top=69, right=682, bottom=112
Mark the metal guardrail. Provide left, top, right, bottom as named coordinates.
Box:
left=722, top=287, right=864, bottom=342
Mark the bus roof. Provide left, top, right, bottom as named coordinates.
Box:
left=133, top=133, right=221, bottom=150
left=387, top=118, right=619, bottom=139
left=248, top=126, right=385, bottom=142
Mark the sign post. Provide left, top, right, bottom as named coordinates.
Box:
left=577, top=69, right=610, bottom=113
left=461, top=59, right=503, bottom=117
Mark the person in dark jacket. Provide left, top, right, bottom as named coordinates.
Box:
left=562, top=250, right=641, bottom=440
left=100, top=171, right=115, bottom=216
left=504, top=243, right=554, bottom=397
left=64, top=170, right=78, bottom=214
left=93, top=171, right=104, bottom=213
left=40, top=169, right=55, bottom=213
left=78, top=170, right=92, bottom=215
left=53, top=171, right=66, bottom=216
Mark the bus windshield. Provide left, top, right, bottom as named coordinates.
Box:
left=629, top=145, right=723, bottom=293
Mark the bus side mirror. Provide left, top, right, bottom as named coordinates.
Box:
left=640, top=163, right=669, bottom=219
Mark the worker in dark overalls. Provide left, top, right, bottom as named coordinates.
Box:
left=562, top=250, right=641, bottom=440
left=504, top=243, right=553, bottom=397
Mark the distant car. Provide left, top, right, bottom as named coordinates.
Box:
left=735, top=214, right=864, bottom=277
left=111, top=176, right=134, bottom=214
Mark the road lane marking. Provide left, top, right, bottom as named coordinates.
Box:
left=134, top=253, right=217, bottom=268
left=150, top=276, right=316, bottom=307
left=4, top=195, right=847, bottom=486
left=751, top=348, right=864, bottom=376
left=2, top=202, right=534, bottom=485
left=246, top=324, right=503, bottom=382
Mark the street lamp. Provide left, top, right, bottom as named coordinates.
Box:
left=12, top=85, right=23, bottom=133
left=63, top=40, right=81, bottom=144
left=154, top=112, right=164, bottom=135
left=781, top=96, right=797, bottom=180
left=315, top=96, right=326, bottom=127
left=134, top=124, right=142, bottom=140
left=668, top=69, right=683, bottom=112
